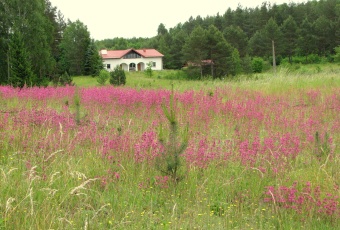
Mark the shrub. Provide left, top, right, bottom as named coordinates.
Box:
left=163, top=70, right=188, bottom=80
left=97, top=69, right=110, bottom=86
left=242, top=55, right=253, bottom=74
left=52, top=71, right=74, bottom=86
left=334, top=46, right=340, bottom=63
left=144, top=62, right=153, bottom=77
left=230, top=49, right=242, bottom=76
left=252, top=57, right=264, bottom=73
left=109, top=65, right=126, bottom=86
left=307, top=54, right=321, bottom=64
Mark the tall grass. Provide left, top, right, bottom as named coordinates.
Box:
left=0, top=64, right=339, bottom=229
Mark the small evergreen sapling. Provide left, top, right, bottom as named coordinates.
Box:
left=109, top=65, right=126, bottom=86
left=97, top=69, right=110, bottom=86
left=156, top=85, right=189, bottom=183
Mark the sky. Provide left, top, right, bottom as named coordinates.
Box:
left=49, top=0, right=303, bottom=40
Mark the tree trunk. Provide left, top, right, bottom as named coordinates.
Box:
left=272, top=40, right=276, bottom=76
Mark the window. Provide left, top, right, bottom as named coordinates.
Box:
left=107, top=64, right=111, bottom=69
left=152, top=62, right=156, bottom=67
left=123, top=52, right=141, bottom=59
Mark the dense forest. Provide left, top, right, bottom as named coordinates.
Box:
left=97, top=0, right=340, bottom=78
left=0, top=0, right=102, bottom=87
left=1, top=0, right=340, bottom=86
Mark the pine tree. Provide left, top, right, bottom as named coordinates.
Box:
left=9, top=31, right=36, bottom=88
left=206, top=25, right=233, bottom=78
left=59, top=20, right=91, bottom=76
left=223, top=25, right=248, bottom=57
left=230, top=49, right=242, bottom=76
left=264, top=18, right=281, bottom=74
left=84, top=39, right=103, bottom=76
left=182, top=26, right=207, bottom=78
left=281, top=16, right=298, bottom=63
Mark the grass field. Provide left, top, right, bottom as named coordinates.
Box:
left=0, top=64, right=340, bottom=229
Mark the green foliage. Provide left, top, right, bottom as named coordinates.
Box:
left=0, top=0, right=56, bottom=85
left=84, top=39, right=103, bottom=77
left=182, top=26, right=207, bottom=78
left=333, top=46, right=340, bottom=62
left=242, top=55, right=253, bottom=74
left=230, top=49, right=242, bottom=76
left=52, top=71, right=74, bottom=86
left=157, top=86, right=188, bottom=183
left=183, top=67, right=201, bottom=80
left=223, top=25, right=248, bottom=57
left=144, top=62, right=153, bottom=77
left=97, top=70, right=110, bottom=86
left=59, top=20, right=91, bottom=76
left=74, top=87, right=81, bottom=125
left=265, top=18, right=281, bottom=42
left=206, top=25, right=234, bottom=78
left=281, top=16, right=298, bottom=62
left=252, top=57, right=264, bottom=73
left=314, top=131, right=331, bottom=160
left=248, top=30, right=269, bottom=57
left=109, top=65, right=126, bottom=86
left=162, top=70, right=188, bottom=80
left=9, top=31, right=36, bottom=88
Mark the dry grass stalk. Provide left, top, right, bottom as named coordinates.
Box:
left=5, top=197, right=15, bottom=214
left=44, top=149, right=64, bottom=163
left=49, top=171, right=61, bottom=185
left=70, top=178, right=98, bottom=195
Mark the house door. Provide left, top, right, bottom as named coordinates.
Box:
left=137, top=63, right=141, bottom=71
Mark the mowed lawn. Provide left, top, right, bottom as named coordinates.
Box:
left=1, top=64, right=340, bottom=229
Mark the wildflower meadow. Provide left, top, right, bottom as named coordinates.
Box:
left=0, top=73, right=339, bottom=229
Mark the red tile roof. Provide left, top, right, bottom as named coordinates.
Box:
left=100, top=49, right=164, bottom=59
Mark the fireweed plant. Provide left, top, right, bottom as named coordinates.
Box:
left=0, top=80, right=339, bottom=229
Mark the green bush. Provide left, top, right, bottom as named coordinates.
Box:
left=109, top=65, right=126, bottom=86
left=97, top=69, right=110, bottom=86
left=251, top=57, right=264, bottom=73
left=52, top=71, right=74, bottom=86
left=306, top=54, right=321, bottom=64
left=144, top=62, right=153, bottom=77
left=334, top=46, right=340, bottom=63
left=242, top=55, right=253, bottom=74
left=163, top=70, right=188, bottom=80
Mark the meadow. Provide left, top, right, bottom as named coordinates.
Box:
left=0, top=64, right=340, bottom=229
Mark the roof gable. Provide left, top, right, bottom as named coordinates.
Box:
left=100, top=48, right=163, bottom=59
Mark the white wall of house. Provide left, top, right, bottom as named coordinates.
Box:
left=103, top=57, right=163, bottom=71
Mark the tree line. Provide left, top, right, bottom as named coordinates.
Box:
left=97, top=0, right=340, bottom=78
left=0, top=0, right=102, bottom=87
left=1, top=0, right=340, bottom=86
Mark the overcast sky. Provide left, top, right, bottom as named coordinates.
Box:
left=49, top=0, right=303, bottom=40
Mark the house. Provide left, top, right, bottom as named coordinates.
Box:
left=100, top=48, right=164, bottom=72
left=185, top=59, right=214, bottom=67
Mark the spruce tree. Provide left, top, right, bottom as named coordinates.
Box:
left=9, top=32, right=36, bottom=88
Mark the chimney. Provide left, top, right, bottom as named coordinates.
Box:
left=101, top=49, right=107, bottom=55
